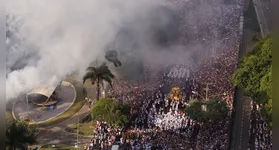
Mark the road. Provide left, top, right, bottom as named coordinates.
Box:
left=253, top=0, right=272, bottom=37
left=230, top=95, right=252, bottom=150
left=229, top=1, right=254, bottom=148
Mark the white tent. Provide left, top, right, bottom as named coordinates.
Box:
left=27, top=84, right=57, bottom=99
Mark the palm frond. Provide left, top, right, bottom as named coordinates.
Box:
left=86, top=66, right=96, bottom=72
left=100, top=75, right=113, bottom=87
left=83, top=71, right=95, bottom=84
left=91, top=76, right=97, bottom=84
left=83, top=63, right=115, bottom=91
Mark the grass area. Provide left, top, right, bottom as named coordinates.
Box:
left=66, top=120, right=96, bottom=136
left=40, top=144, right=77, bottom=150
left=31, top=78, right=86, bottom=127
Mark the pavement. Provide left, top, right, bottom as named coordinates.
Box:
left=35, top=75, right=95, bottom=147
left=253, top=0, right=272, bottom=37
left=231, top=96, right=252, bottom=150
left=229, top=1, right=255, bottom=148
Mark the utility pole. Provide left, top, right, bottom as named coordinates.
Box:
left=77, top=118, right=79, bottom=149
left=203, top=83, right=212, bottom=101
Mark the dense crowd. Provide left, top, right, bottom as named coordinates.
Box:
left=254, top=105, right=272, bottom=150
left=85, top=0, right=245, bottom=149
left=191, top=48, right=238, bottom=110
left=91, top=74, right=232, bottom=149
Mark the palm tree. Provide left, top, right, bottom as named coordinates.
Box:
left=105, top=50, right=122, bottom=67
left=83, top=63, right=115, bottom=100
left=6, top=120, right=37, bottom=150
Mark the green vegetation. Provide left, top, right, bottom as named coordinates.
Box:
left=184, top=99, right=208, bottom=122
left=184, top=98, right=229, bottom=123
left=206, top=98, right=229, bottom=122
left=91, top=98, right=130, bottom=126
left=67, top=121, right=96, bottom=136
left=232, top=36, right=272, bottom=126
left=83, top=63, right=115, bottom=100
left=6, top=120, right=37, bottom=150
left=31, top=78, right=86, bottom=127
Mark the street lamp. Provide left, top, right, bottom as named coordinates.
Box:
left=26, top=94, right=29, bottom=118
left=76, top=118, right=79, bottom=149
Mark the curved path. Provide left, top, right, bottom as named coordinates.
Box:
left=36, top=75, right=95, bottom=146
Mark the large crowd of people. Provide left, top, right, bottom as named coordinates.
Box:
left=84, top=0, right=247, bottom=149
left=94, top=49, right=240, bottom=150
left=253, top=105, right=272, bottom=150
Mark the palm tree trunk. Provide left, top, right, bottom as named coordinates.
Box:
left=97, top=78, right=100, bottom=100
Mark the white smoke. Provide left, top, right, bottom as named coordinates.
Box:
left=6, top=0, right=163, bottom=101
left=6, top=0, right=242, bottom=101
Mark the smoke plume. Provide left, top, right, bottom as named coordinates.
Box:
left=6, top=0, right=166, bottom=100
left=6, top=0, right=242, bottom=100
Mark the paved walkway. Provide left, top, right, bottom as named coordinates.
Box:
left=36, top=75, right=95, bottom=146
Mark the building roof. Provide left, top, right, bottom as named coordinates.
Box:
left=27, top=85, right=57, bottom=98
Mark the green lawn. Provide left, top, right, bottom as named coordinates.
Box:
left=66, top=120, right=96, bottom=136
left=31, top=78, right=86, bottom=127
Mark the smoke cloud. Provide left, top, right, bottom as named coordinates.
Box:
left=6, top=0, right=165, bottom=100
left=6, top=0, right=242, bottom=101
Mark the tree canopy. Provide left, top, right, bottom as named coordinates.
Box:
left=6, top=120, right=37, bottom=150
left=184, top=98, right=229, bottom=123
left=184, top=99, right=208, bottom=122
left=91, top=98, right=130, bottom=126
left=232, top=35, right=272, bottom=126
left=205, top=98, right=229, bottom=122
left=83, top=63, right=115, bottom=100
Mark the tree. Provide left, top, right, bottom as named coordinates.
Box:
left=259, top=65, right=272, bottom=126
left=185, top=98, right=229, bottom=123
left=205, top=98, right=229, bottom=122
left=83, top=63, right=115, bottom=100
left=6, top=120, right=37, bottom=150
left=232, top=35, right=272, bottom=126
left=91, top=98, right=130, bottom=126
left=184, top=99, right=208, bottom=123
left=105, top=50, right=122, bottom=67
